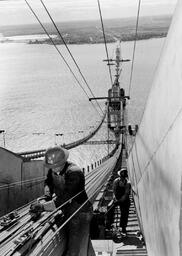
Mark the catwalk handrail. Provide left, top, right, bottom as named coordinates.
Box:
left=17, top=110, right=106, bottom=160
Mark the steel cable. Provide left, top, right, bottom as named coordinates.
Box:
left=39, top=181, right=105, bottom=252
left=128, top=0, right=142, bottom=97
left=0, top=176, right=45, bottom=190
left=40, top=0, right=104, bottom=115
left=24, top=0, right=102, bottom=117
left=35, top=149, right=120, bottom=251
left=97, top=0, right=113, bottom=87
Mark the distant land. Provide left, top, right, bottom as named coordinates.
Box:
left=0, top=15, right=172, bottom=44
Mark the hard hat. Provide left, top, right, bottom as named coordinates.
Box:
left=117, top=167, right=127, bottom=176
left=44, top=146, right=69, bottom=168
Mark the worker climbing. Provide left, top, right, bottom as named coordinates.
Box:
left=113, top=167, right=131, bottom=236
left=30, top=146, right=95, bottom=256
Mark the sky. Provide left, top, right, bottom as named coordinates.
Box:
left=0, top=0, right=178, bottom=26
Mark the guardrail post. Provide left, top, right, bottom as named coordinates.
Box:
left=87, top=166, right=89, bottom=173
left=82, top=168, right=85, bottom=175
left=91, top=164, right=93, bottom=170
left=7, top=184, right=10, bottom=212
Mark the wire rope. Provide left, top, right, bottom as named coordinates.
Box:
left=25, top=0, right=102, bottom=117
left=136, top=105, right=182, bottom=187
left=39, top=181, right=104, bottom=251
left=97, top=0, right=113, bottom=87
left=128, top=0, right=142, bottom=97
left=0, top=176, right=45, bottom=190
left=135, top=39, right=166, bottom=130
left=39, top=0, right=104, bottom=115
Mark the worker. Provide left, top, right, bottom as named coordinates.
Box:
left=113, top=167, right=131, bottom=236
left=31, top=146, right=95, bottom=256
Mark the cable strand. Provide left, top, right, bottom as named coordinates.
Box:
left=40, top=0, right=104, bottom=115
left=128, top=0, right=141, bottom=97
left=97, top=0, right=113, bottom=87
left=25, top=0, right=101, bottom=117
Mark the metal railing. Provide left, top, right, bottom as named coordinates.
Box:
left=17, top=111, right=106, bottom=161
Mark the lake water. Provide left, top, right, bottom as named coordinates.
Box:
left=0, top=38, right=165, bottom=167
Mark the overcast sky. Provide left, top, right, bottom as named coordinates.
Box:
left=0, top=0, right=177, bottom=26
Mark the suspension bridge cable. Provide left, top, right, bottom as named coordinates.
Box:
left=97, top=0, right=113, bottom=87
left=128, top=0, right=142, bottom=97
left=39, top=0, right=104, bottom=115
left=136, top=103, right=182, bottom=187
left=24, top=0, right=102, bottom=117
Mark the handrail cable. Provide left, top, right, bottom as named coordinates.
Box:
left=128, top=0, right=142, bottom=97
left=40, top=0, right=104, bottom=115
left=25, top=0, right=102, bottom=117
left=135, top=104, right=182, bottom=186
left=29, top=190, right=85, bottom=232
left=40, top=182, right=104, bottom=251
left=97, top=0, right=113, bottom=87
left=0, top=139, right=111, bottom=189
left=35, top=158, right=112, bottom=225
left=0, top=177, right=45, bottom=190
left=17, top=109, right=107, bottom=158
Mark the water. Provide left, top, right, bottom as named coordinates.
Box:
left=0, top=38, right=165, bottom=167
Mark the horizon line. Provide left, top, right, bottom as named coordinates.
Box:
left=0, top=13, right=172, bottom=28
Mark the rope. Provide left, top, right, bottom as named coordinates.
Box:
left=128, top=0, right=142, bottom=97
left=40, top=0, right=104, bottom=115
left=0, top=176, right=45, bottom=190
left=24, top=0, right=101, bottom=117
left=39, top=182, right=104, bottom=251
left=31, top=190, right=85, bottom=230
left=135, top=38, right=166, bottom=129
left=97, top=0, right=113, bottom=87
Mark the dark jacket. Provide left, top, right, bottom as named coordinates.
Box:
left=44, top=161, right=90, bottom=210
left=113, top=177, right=131, bottom=204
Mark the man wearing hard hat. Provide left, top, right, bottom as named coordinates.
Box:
left=31, top=146, right=95, bottom=256
left=113, top=167, right=131, bottom=236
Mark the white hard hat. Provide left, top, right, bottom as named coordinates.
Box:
left=117, top=167, right=127, bottom=176
left=44, top=146, right=69, bottom=168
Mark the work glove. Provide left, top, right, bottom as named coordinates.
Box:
left=29, top=201, right=44, bottom=214
left=29, top=201, right=44, bottom=220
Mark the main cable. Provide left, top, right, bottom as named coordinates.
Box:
left=97, top=0, right=113, bottom=87
left=40, top=0, right=104, bottom=115
left=128, top=0, right=142, bottom=97
left=24, top=0, right=102, bottom=117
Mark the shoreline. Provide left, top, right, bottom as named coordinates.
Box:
left=0, top=15, right=170, bottom=45
left=28, top=34, right=167, bottom=45
left=0, top=33, right=167, bottom=45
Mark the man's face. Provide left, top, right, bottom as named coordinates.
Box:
left=52, top=163, right=65, bottom=173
